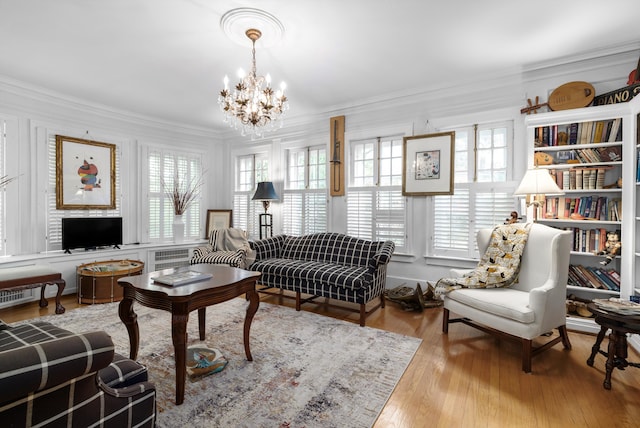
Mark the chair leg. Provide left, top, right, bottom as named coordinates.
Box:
left=522, top=339, right=532, bottom=373
left=442, top=308, right=450, bottom=334
left=559, top=325, right=572, bottom=350
left=295, top=291, right=301, bottom=311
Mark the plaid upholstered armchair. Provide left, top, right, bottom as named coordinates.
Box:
left=0, top=320, right=156, bottom=427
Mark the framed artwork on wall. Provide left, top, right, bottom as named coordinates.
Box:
left=402, top=132, right=455, bottom=196
left=55, top=135, right=116, bottom=209
left=205, top=209, right=233, bottom=238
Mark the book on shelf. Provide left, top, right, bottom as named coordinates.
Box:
left=568, top=264, right=620, bottom=291
left=550, top=168, right=610, bottom=190
left=546, top=196, right=617, bottom=221
left=534, top=118, right=622, bottom=147
left=597, top=145, right=622, bottom=162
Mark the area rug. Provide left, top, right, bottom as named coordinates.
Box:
left=27, top=299, right=421, bottom=428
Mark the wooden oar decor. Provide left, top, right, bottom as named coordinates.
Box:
left=521, top=81, right=596, bottom=114
left=520, top=96, right=548, bottom=114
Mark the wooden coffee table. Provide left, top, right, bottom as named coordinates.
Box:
left=117, top=264, right=261, bottom=405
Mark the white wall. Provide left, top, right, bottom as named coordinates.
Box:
left=0, top=45, right=638, bottom=302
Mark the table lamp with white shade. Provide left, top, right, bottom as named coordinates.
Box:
left=513, top=168, right=564, bottom=222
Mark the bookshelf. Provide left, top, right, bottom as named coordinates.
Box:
left=525, top=97, right=640, bottom=334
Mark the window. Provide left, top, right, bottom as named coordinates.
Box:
left=147, top=149, right=203, bottom=242
left=347, top=136, right=406, bottom=251
left=282, top=146, right=327, bottom=235
left=46, top=134, right=122, bottom=251
left=432, top=122, right=516, bottom=258
left=233, top=154, right=269, bottom=238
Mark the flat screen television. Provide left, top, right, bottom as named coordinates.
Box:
left=62, top=217, right=123, bottom=253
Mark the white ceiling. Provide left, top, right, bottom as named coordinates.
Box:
left=2, top=0, right=640, bottom=132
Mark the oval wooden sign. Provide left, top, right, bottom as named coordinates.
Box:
left=548, top=81, right=595, bottom=111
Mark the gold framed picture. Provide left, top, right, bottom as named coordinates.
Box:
left=55, top=135, right=116, bottom=209
left=402, top=132, right=455, bottom=196
left=205, top=209, right=233, bottom=238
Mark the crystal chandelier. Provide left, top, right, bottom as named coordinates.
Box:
left=218, top=28, right=288, bottom=138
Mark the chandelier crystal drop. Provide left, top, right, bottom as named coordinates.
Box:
left=218, top=28, right=289, bottom=138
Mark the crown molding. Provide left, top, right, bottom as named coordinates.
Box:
left=0, top=75, right=221, bottom=140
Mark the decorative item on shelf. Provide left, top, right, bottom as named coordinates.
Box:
left=520, top=96, right=548, bottom=115
left=513, top=168, right=564, bottom=222
left=504, top=211, right=521, bottom=224
left=595, top=230, right=621, bottom=266
left=218, top=27, right=288, bottom=138
left=594, top=56, right=640, bottom=106
left=534, top=152, right=554, bottom=166
left=161, top=171, right=205, bottom=243
left=252, top=181, right=279, bottom=239
left=547, top=81, right=595, bottom=111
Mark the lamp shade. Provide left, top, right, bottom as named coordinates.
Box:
left=513, top=168, right=564, bottom=197
left=252, top=181, right=279, bottom=201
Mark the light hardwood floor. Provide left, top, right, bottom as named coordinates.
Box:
left=2, top=294, right=639, bottom=427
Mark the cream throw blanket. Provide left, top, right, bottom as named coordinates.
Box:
left=434, top=223, right=532, bottom=299
left=212, top=228, right=256, bottom=267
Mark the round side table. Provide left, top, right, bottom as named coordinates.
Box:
left=77, top=260, right=144, bottom=304
left=586, top=302, right=640, bottom=389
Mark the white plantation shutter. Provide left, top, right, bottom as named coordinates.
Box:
left=46, top=134, right=121, bottom=251
left=434, top=188, right=470, bottom=251
left=347, top=190, right=373, bottom=241
left=376, top=190, right=405, bottom=247
left=282, top=193, right=303, bottom=235
left=305, top=192, right=327, bottom=233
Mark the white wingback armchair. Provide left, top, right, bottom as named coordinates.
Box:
left=442, top=222, right=573, bottom=373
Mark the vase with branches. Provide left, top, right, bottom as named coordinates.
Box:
left=161, top=172, right=205, bottom=216
left=161, top=172, right=205, bottom=242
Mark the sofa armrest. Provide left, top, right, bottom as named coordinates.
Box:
left=370, top=241, right=395, bottom=267
left=0, top=331, right=114, bottom=404
left=192, top=245, right=213, bottom=259
left=250, top=235, right=285, bottom=261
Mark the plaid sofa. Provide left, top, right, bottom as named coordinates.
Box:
left=0, top=320, right=156, bottom=427
left=249, top=233, right=395, bottom=326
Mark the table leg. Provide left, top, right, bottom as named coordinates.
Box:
left=198, top=307, right=206, bottom=341
left=118, top=298, right=139, bottom=360
left=604, top=331, right=619, bottom=390
left=587, top=325, right=608, bottom=366
left=244, top=288, right=260, bottom=361
left=171, top=313, right=189, bottom=405
left=54, top=280, right=66, bottom=314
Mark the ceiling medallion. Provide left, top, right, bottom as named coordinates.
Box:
left=220, top=8, right=284, bottom=48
